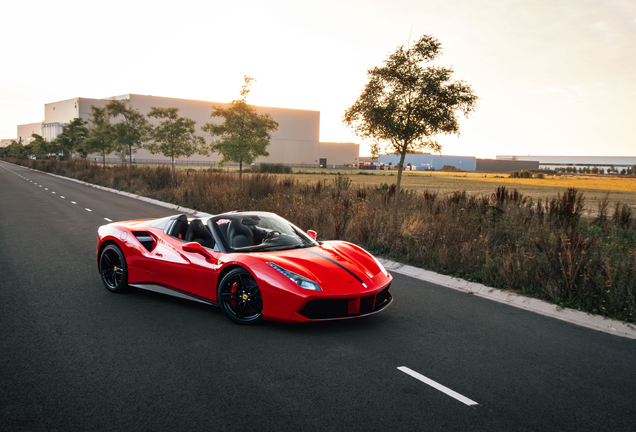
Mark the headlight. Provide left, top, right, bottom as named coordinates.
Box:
left=371, top=255, right=389, bottom=277
left=267, top=262, right=321, bottom=291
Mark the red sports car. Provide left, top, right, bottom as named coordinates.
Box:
left=96, top=211, right=393, bottom=324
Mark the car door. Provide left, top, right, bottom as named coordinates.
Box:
left=150, top=234, right=220, bottom=302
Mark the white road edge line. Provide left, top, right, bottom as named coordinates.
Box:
left=378, top=258, right=636, bottom=339
left=104, top=218, right=112, bottom=222
left=397, top=366, right=478, bottom=406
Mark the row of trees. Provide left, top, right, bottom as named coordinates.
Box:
left=550, top=166, right=636, bottom=175
left=1, top=77, right=279, bottom=182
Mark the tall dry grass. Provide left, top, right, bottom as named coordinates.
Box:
left=11, top=158, right=636, bottom=323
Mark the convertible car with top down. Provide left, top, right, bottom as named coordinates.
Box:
left=97, top=211, right=393, bottom=324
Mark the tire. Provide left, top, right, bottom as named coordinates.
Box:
left=218, top=268, right=263, bottom=324
left=99, top=244, right=130, bottom=293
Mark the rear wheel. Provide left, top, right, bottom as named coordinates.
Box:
left=218, top=268, right=263, bottom=324
left=99, top=244, right=129, bottom=293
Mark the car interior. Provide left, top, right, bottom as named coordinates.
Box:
left=168, top=215, right=215, bottom=249
left=227, top=219, right=255, bottom=248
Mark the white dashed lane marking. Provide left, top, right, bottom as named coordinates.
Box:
left=3, top=164, right=114, bottom=228
left=397, top=367, right=478, bottom=406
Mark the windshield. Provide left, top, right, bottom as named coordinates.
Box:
left=210, top=213, right=318, bottom=252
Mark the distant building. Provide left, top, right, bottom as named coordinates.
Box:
left=0, top=138, right=16, bottom=148
left=16, top=123, right=42, bottom=145
left=497, top=155, right=636, bottom=171
left=476, top=158, right=539, bottom=171
left=377, top=154, right=476, bottom=171
left=7, top=94, right=360, bottom=167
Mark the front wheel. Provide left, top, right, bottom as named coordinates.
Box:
left=218, top=268, right=263, bottom=324
left=99, top=244, right=129, bottom=293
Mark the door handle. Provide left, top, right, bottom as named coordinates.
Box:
left=155, top=252, right=163, bottom=257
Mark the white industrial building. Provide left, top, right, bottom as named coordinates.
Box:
left=7, top=94, right=360, bottom=167
left=377, top=154, right=477, bottom=171
left=497, top=155, right=636, bottom=171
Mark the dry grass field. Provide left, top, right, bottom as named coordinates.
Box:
left=284, top=169, right=636, bottom=211
left=111, top=163, right=636, bottom=210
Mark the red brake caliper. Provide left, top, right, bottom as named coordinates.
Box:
left=230, top=282, right=238, bottom=310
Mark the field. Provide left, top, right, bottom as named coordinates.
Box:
left=268, top=169, right=636, bottom=211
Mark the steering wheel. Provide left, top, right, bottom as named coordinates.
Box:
left=263, top=230, right=281, bottom=242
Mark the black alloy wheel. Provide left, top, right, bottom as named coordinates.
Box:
left=99, top=244, right=129, bottom=293
left=218, top=268, right=263, bottom=324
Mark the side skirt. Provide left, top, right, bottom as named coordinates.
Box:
left=130, top=283, right=218, bottom=307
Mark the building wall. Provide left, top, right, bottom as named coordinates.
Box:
left=476, top=158, right=539, bottom=171
left=1, top=138, right=16, bottom=148
left=378, top=154, right=476, bottom=171
left=17, top=122, right=42, bottom=144
left=316, top=142, right=360, bottom=167
left=44, top=98, right=80, bottom=124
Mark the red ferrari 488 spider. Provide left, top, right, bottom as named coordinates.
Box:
left=97, top=211, right=392, bottom=324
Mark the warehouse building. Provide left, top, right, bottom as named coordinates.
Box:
left=377, top=154, right=476, bottom=171
left=9, top=94, right=360, bottom=167
left=497, top=155, right=636, bottom=171
left=475, top=158, right=539, bottom=171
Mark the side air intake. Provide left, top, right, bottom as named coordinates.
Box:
left=132, top=231, right=156, bottom=252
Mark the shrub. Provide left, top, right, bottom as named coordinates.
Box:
left=253, top=163, right=292, bottom=174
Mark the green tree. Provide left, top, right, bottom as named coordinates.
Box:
left=343, top=34, right=478, bottom=202
left=146, top=107, right=206, bottom=180
left=5, top=140, right=25, bottom=158
left=84, top=105, right=116, bottom=170
left=106, top=100, right=151, bottom=166
left=201, top=76, right=279, bottom=188
left=55, top=118, right=88, bottom=160
left=29, top=134, right=51, bottom=159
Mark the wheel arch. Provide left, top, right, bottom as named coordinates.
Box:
left=97, top=239, right=121, bottom=271
left=216, top=264, right=249, bottom=292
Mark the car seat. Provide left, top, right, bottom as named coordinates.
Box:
left=227, top=220, right=254, bottom=248
left=185, top=219, right=215, bottom=249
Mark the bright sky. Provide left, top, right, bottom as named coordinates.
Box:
left=1, top=0, right=635, bottom=158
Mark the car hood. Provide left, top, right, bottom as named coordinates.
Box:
left=251, top=241, right=383, bottom=288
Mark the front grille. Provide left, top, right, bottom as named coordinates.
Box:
left=299, top=285, right=392, bottom=320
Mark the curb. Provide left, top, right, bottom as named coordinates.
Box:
left=377, top=259, right=636, bottom=340
left=9, top=161, right=636, bottom=339
left=27, top=165, right=207, bottom=216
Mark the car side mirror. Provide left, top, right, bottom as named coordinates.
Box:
left=307, top=230, right=317, bottom=240
left=182, top=242, right=213, bottom=259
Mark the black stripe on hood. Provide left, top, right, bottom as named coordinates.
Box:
left=304, top=249, right=365, bottom=284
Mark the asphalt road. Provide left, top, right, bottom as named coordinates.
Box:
left=1, top=160, right=635, bottom=432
